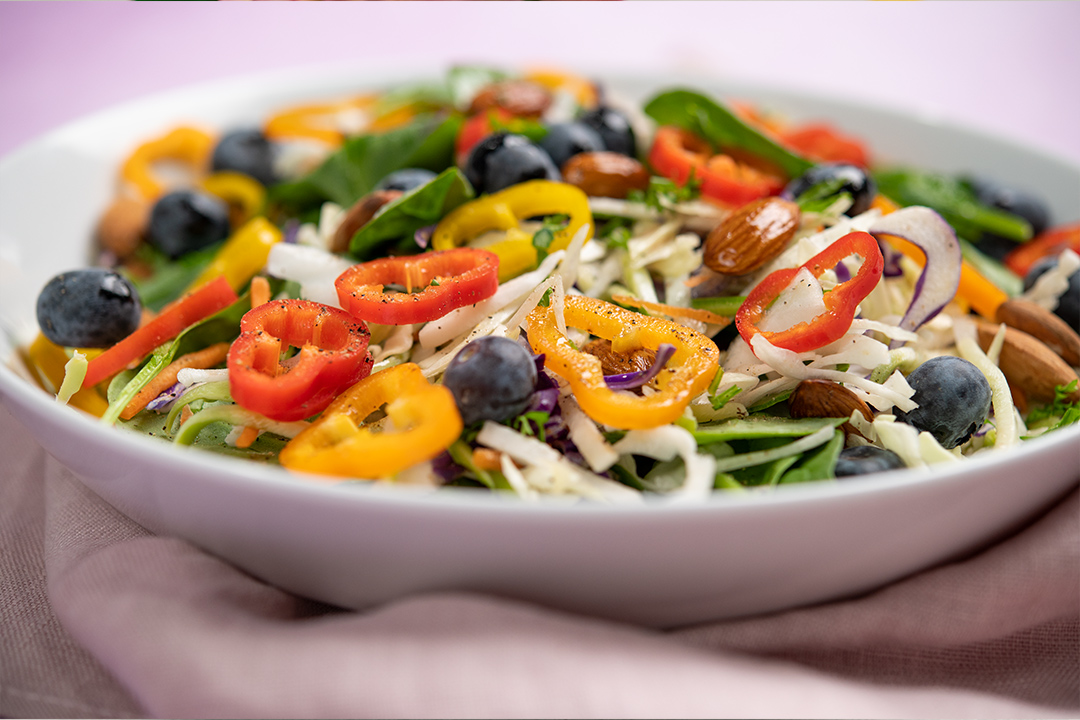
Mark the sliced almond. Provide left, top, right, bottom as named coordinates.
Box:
left=562, top=152, right=650, bottom=199
left=330, top=189, right=402, bottom=254
left=703, top=196, right=800, bottom=275
left=975, top=320, right=1080, bottom=404
left=789, top=379, right=873, bottom=439
left=994, top=297, right=1080, bottom=367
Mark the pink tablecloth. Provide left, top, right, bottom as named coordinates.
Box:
left=2, top=399, right=1077, bottom=719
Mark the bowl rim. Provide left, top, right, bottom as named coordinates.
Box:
left=1, top=63, right=1078, bottom=520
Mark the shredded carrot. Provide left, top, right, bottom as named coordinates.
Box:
left=611, top=294, right=733, bottom=327
left=180, top=405, right=194, bottom=425
left=234, top=425, right=260, bottom=449
left=250, top=276, right=271, bottom=308
left=120, top=342, right=230, bottom=420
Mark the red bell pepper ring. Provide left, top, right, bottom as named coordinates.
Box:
left=228, top=299, right=374, bottom=422
left=779, top=123, right=870, bottom=168
left=82, top=275, right=239, bottom=389
left=335, top=247, right=499, bottom=325
left=736, top=230, right=884, bottom=354
left=1004, top=222, right=1080, bottom=277
left=647, top=125, right=785, bottom=208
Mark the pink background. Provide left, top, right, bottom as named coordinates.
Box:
left=1, top=1, right=1079, bottom=166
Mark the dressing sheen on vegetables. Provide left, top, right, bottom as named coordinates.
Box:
left=28, top=67, right=1080, bottom=501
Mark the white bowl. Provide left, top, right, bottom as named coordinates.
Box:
left=2, top=67, right=1078, bottom=628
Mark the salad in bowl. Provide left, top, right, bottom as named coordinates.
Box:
left=19, top=66, right=1080, bottom=504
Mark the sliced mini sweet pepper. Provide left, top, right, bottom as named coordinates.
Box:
left=736, top=230, right=884, bottom=355
left=263, top=95, right=378, bottom=146
left=526, top=295, right=719, bottom=429
left=647, top=125, right=786, bottom=208
left=121, top=126, right=215, bottom=200
left=1004, top=223, right=1080, bottom=277
left=335, top=247, right=499, bottom=325
left=186, top=216, right=283, bottom=294
left=200, top=171, right=267, bottom=224
left=431, top=180, right=593, bottom=281
left=82, top=275, right=239, bottom=389
left=279, top=362, right=462, bottom=479
left=26, top=334, right=108, bottom=416
left=228, top=299, right=374, bottom=422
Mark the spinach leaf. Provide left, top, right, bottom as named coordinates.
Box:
left=873, top=169, right=1032, bottom=242
left=269, top=113, right=461, bottom=213
left=643, top=89, right=813, bottom=179
left=779, top=429, right=844, bottom=484
left=124, top=242, right=223, bottom=312
left=348, top=167, right=475, bottom=258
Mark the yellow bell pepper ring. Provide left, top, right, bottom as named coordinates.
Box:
left=279, top=363, right=463, bottom=480
left=186, top=216, right=283, bottom=294
left=121, top=126, right=215, bottom=200
left=200, top=171, right=267, bottom=226
left=526, top=295, right=720, bottom=430
left=431, top=180, right=594, bottom=281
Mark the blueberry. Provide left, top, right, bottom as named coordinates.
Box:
left=147, top=190, right=231, bottom=259
left=211, top=129, right=278, bottom=187
left=784, top=163, right=876, bottom=216
left=538, top=122, right=605, bottom=171
left=894, top=356, right=992, bottom=449
left=374, top=168, right=437, bottom=193
left=834, top=445, right=905, bottom=478
left=464, top=133, right=561, bottom=195
left=578, top=107, right=637, bottom=157
left=36, top=269, right=142, bottom=348
left=443, top=336, right=538, bottom=426
left=1025, top=257, right=1080, bottom=330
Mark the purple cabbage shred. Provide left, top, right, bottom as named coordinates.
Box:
left=604, top=343, right=676, bottom=391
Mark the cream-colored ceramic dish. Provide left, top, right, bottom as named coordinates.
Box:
left=1, top=67, right=1077, bottom=628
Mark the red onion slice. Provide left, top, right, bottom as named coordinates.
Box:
left=870, top=207, right=961, bottom=345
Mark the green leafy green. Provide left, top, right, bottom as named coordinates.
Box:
left=347, top=167, right=475, bottom=259
left=643, top=89, right=814, bottom=179
left=693, top=416, right=845, bottom=445
left=269, top=113, right=461, bottom=214
left=792, top=177, right=853, bottom=214
left=873, top=169, right=1032, bottom=242
left=124, top=242, right=223, bottom=312
left=778, top=430, right=844, bottom=484
left=531, top=214, right=570, bottom=263
left=626, top=174, right=702, bottom=212
left=1024, top=380, right=1080, bottom=434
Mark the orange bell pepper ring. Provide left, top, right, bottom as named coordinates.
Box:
left=526, top=295, right=719, bottom=430
left=279, top=362, right=462, bottom=480
left=121, top=126, right=215, bottom=200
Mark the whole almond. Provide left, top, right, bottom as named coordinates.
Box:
left=331, top=189, right=402, bottom=254
left=789, top=379, right=873, bottom=438
left=96, top=196, right=149, bottom=259
left=562, top=152, right=651, bottom=199
left=975, top=320, right=1080, bottom=404
left=468, top=80, right=551, bottom=118
left=994, top=297, right=1080, bottom=367
left=703, top=196, right=800, bottom=275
